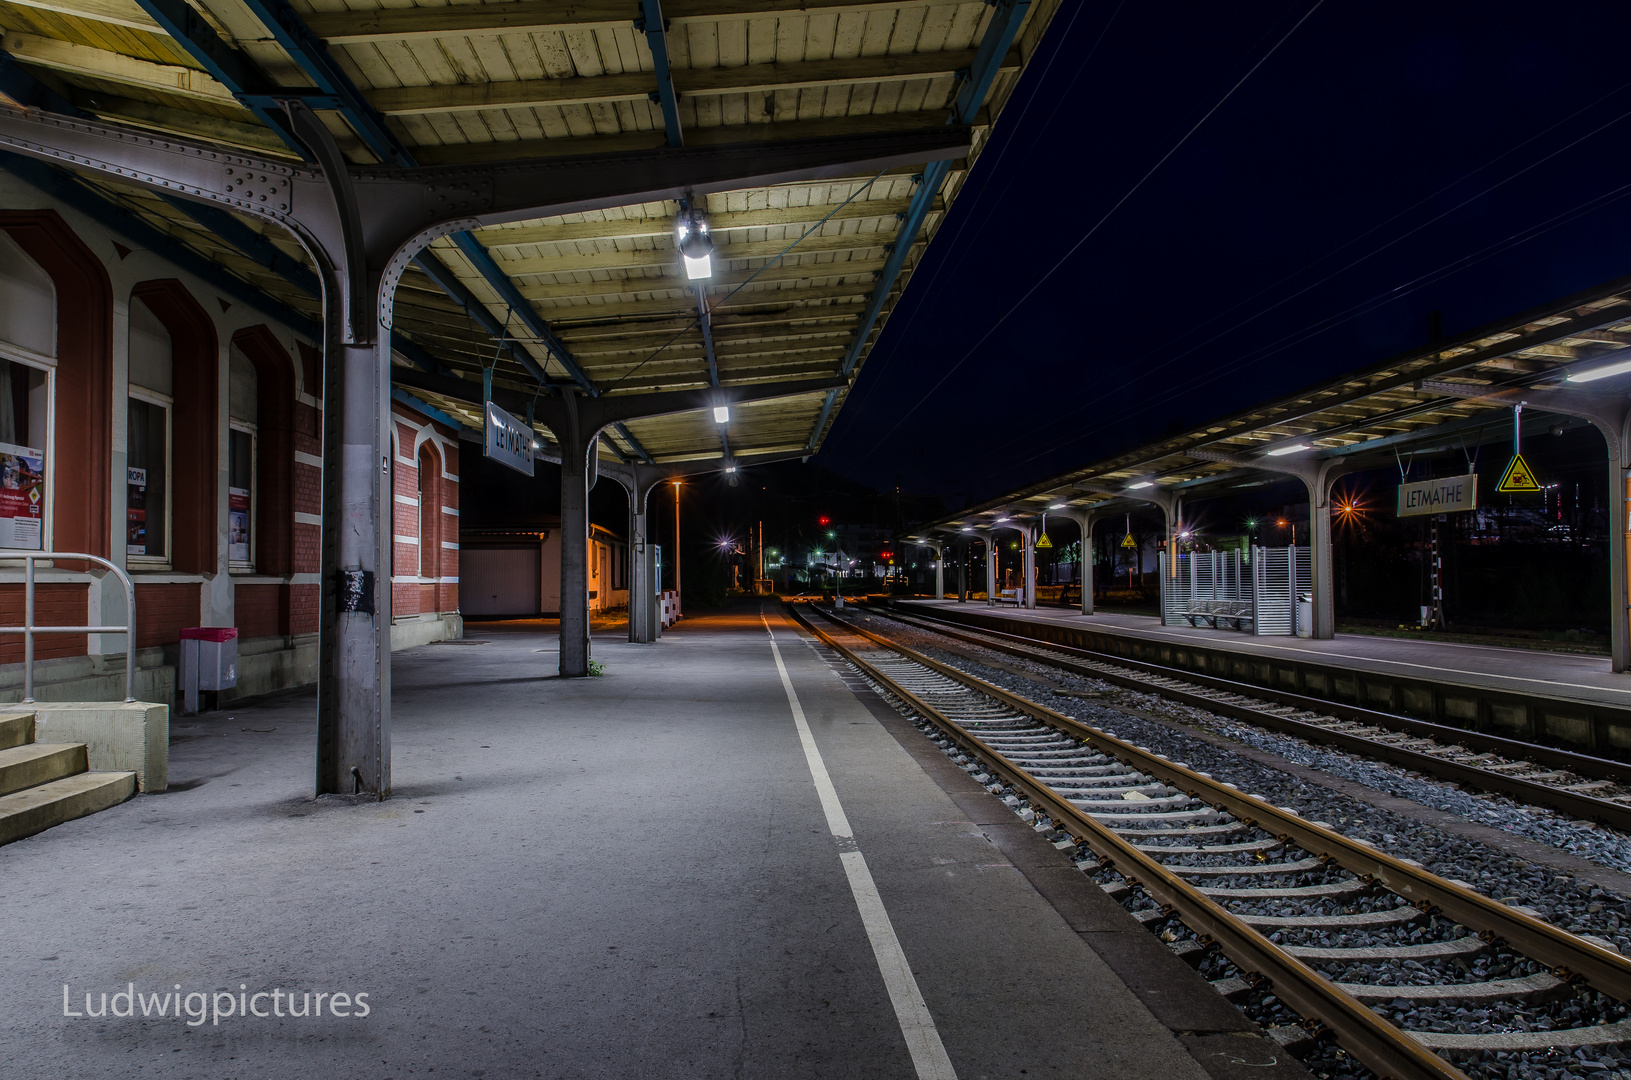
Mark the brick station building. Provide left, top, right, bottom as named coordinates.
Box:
left=0, top=183, right=462, bottom=705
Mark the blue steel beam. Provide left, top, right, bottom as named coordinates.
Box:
left=447, top=231, right=599, bottom=395
left=612, top=422, right=655, bottom=464
left=392, top=387, right=476, bottom=436
left=0, top=54, right=455, bottom=376
left=635, top=0, right=684, bottom=147
left=120, top=0, right=298, bottom=146
left=809, top=0, right=1032, bottom=450
left=697, top=289, right=719, bottom=386
left=234, top=0, right=607, bottom=398
left=0, top=148, right=320, bottom=337
left=130, top=0, right=587, bottom=396
left=410, top=249, right=549, bottom=382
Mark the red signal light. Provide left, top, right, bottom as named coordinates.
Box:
left=879, top=551, right=892, bottom=560
left=817, top=515, right=830, bottom=526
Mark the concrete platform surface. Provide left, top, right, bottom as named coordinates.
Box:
left=0, top=604, right=1246, bottom=1080
left=907, top=600, right=1631, bottom=709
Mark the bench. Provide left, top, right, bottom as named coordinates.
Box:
left=993, top=588, right=1024, bottom=606
left=1181, top=599, right=1253, bottom=630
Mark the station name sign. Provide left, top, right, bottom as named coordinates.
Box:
left=1396, top=473, right=1477, bottom=518
left=484, top=401, right=535, bottom=477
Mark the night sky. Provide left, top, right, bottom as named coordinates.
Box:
left=818, top=0, right=1631, bottom=506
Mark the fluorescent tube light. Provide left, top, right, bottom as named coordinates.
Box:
left=1567, top=358, right=1631, bottom=383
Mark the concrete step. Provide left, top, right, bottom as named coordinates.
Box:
left=0, top=742, right=88, bottom=797
left=0, top=771, right=136, bottom=846
left=0, top=711, right=35, bottom=750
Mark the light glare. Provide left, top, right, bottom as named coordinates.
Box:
left=1567, top=357, right=1631, bottom=383
left=713, top=405, right=730, bottom=423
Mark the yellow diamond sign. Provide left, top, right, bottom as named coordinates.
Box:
left=1496, top=453, right=1541, bottom=493
left=1121, top=532, right=1137, bottom=549
left=1035, top=532, right=1053, bottom=549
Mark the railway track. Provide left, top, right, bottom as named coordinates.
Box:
left=867, top=601, right=1631, bottom=833
left=787, top=601, right=1631, bottom=1080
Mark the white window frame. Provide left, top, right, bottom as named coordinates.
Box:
left=127, top=386, right=172, bottom=569
left=228, top=420, right=257, bottom=573
left=0, top=345, right=56, bottom=555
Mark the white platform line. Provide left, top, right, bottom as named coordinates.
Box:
left=764, top=615, right=957, bottom=1080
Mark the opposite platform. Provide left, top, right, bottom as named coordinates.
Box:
left=897, top=599, right=1631, bottom=755
left=0, top=603, right=1297, bottom=1079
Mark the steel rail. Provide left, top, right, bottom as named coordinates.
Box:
left=877, top=601, right=1631, bottom=826
left=786, top=601, right=1470, bottom=1080
left=817, top=603, right=1631, bottom=1002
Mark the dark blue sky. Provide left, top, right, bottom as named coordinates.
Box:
left=819, top=0, right=1631, bottom=506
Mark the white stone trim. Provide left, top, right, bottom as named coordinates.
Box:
left=293, top=450, right=323, bottom=469
left=294, top=512, right=321, bottom=526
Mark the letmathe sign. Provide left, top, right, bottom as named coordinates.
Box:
left=1397, top=473, right=1477, bottom=518
left=484, top=401, right=535, bottom=477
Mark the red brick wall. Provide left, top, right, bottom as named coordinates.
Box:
left=0, top=584, right=87, bottom=662
left=235, top=583, right=283, bottom=639
left=134, top=582, right=201, bottom=649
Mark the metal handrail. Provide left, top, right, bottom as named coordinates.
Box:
left=0, top=552, right=137, bottom=703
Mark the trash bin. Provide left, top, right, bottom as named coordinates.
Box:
left=1295, top=593, right=1313, bottom=638
left=179, top=626, right=238, bottom=714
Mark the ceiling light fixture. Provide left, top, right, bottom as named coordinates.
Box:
left=1265, top=443, right=1310, bottom=457
left=1127, top=481, right=1154, bottom=490
left=1049, top=503, right=1067, bottom=510
left=1567, top=357, right=1631, bottom=383
left=713, top=405, right=730, bottom=424
left=676, top=202, right=714, bottom=280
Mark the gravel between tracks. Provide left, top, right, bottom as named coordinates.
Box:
left=843, top=611, right=1631, bottom=1080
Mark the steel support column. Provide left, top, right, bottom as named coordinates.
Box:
left=1020, top=523, right=1036, bottom=609
left=980, top=531, right=997, bottom=606
left=932, top=541, right=944, bottom=600
left=603, top=451, right=803, bottom=643
left=1073, top=510, right=1096, bottom=615
left=957, top=538, right=969, bottom=601
left=1421, top=379, right=1631, bottom=671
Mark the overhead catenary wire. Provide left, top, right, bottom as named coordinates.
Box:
left=985, top=176, right=1631, bottom=479
left=862, top=0, right=1330, bottom=458
left=834, top=0, right=1115, bottom=427
left=975, top=88, right=1631, bottom=458
left=603, top=169, right=889, bottom=392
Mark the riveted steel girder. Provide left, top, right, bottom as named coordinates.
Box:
left=0, top=105, right=969, bottom=341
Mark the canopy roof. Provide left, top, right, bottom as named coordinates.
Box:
left=920, top=271, right=1631, bottom=535
left=0, top=0, right=1062, bottom=462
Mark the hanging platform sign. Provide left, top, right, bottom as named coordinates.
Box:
left=1397, top=473, right=1477, bottom=518
left=1035, top=532, right=1053, bottom=549
left=484, top=401, right=536, bottom=477
left=1121, top=532, right=1137, bottom=549
left=1496, top=454, right=1541, bottom=493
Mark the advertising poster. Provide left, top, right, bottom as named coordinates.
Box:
left=127, top=466, right=147, bottom=556
left=229, top=487, right=250, bottom=562
left=0, top=441, right=44, bottom=550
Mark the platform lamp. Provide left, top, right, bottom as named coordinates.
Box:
left=676, top=202, right=715, bottom=280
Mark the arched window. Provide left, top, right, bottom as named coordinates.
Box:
left=126, top=297, right=171, bottom=561
left=417, top=443, right=439, bottom=580
left=229, top=327, right=296, bottom=576
left=0, top=229, right=56, bottom=552
left=0, top=210, right=112, bottom=560
left=227, top=343, right=257, bottom=569
left=128, top=281, right=217, bottom=574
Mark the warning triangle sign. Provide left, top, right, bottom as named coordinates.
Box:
left=1121, top=532, right=1137, bottom=549
left=1035, top=532, right=1053, bottom=549
left=1496, top=453, right=1541, bottom=493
